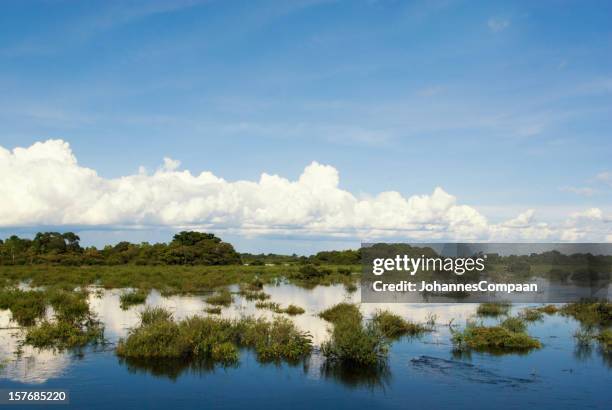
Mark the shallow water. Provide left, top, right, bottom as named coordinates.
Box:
left=0, top=283, right=610, bottom=409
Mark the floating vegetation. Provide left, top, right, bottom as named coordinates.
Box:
left=318, top=303, right=361, bottom=323
left=206, top=290, right=233, bottom=307
left=321, top=314, right=388, bottom=367
left=119, top=290, right=148, bottom=310
left=116, top=308, right=312, bottom=365
left=0, top=289, right=47, bottom=326
left=476, top=302, right=511, bottom=317
left=204, top=307, right=222, bottom=315
left=451, top=320, right=541, bottom=353
left=561, top=301, right=612, bottom=327
left=371, top=310, right=427, bottom=339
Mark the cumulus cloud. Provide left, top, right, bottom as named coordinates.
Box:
left=0, top=140, right=610, bottom=242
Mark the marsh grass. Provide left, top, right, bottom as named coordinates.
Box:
left=500, top=316, right=527, bottom=333
left=116, top=307, right=312, bottom=365
left=561, top=301, right=612, bottom=327
left=120, top=290, right=148, bottom=310
left=321, top=315, right=388, bottom=367
left=318, top=303, right=361, bottom=323
left=206, top=290, right=233, bottom=307
left=476, top=302, right=511, bottom=317
left=371, top=310, right=427, bottom=339
left=519, top=308, right=544, bottom=322
left=451, top=320, right=541, bottom=353
left=24, top=318, right=104, bottom=349
left=0, top=289, right=47, bottom=326
left=254, top=301, right=305, bottom=315
left=596, top=329, right=612, bottom=351
left=205, top=307, right=222, bottom=315
left=237, top=286, right=270, bottom=301
left=537, top=304, right=559, bottom=315
left=0, top=264, right=359, bottom=294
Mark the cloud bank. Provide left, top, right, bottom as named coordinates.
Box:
left=0, top=140, right=609, bottom=241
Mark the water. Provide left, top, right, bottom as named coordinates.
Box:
left=1, top=283, right=610, bottom=409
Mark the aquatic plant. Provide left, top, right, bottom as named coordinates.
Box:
left=255, top=301, right=280, bottom=310
left=451, top=321, right=541, bottom=352
left=500, top=317, right=527, bottom=333
left=116, top=309, right=312, bottom=365
left=206, top=289, right=233, bottom=307
left=536, top=304, right=559, bottom=315
left=596, top=329, right=612, bottom=351
left=318, top=303, right=362, bottom=323
left=282, top=305, right=305, bottom=315
left=561, top=301, right=612, bottom=327
left=371, top=310, right=427, bottom=338
left=119, top=290, right=148, bottom=310
left=519, top=308, right=544, bottom=322
left=238, top=287, right=270, bottom=301
left=140, top=307, right=173, bottom=325
left=254, top=301, right=305, bottom=315
left=321, top=315, right=388, bottom=367
left=476, top=302, right=511, bottom=317
left=0, top=289, right=47, bottom=326
left=24, top=318, right=104, bottom=349
left=205, top=307, right=222, bottom=315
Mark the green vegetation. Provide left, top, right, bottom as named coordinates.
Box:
left=24, top=319, right=104, bottom=349
left=371, top=310, right=427, bottom=339
left=0, top=231, right=240, bottom=266
left=254, top=301, right=305, bottom=315
left=116, top=308, right=312, bottom=365
left=237, top=286, right=270, bottom=301
left=519, top=308, right=544, bottom=322
left=319, top=303, right=361, bottom=323
left=0, top=289, right=47, bottom=326
left=204, top=307, right=222, bottom=315
left=561, top=301, right=612, bottom=327
left=476, top=302, right=511, bottom=317
left=321, top=313, right=388, bottom=367
left=500, top=316, right=527, bottom=333
left=596, top=329, right=612, bottom=351
left=451, top=320, right=541, bottom=353
left=120, top=290, right=148, bottom=310
left=206, top=290, right=233, bottom=307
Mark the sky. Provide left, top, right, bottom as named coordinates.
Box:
left=0, top=0, right=611, bottom=253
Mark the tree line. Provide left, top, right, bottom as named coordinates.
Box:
left=0, top=232, right=361, bottom=266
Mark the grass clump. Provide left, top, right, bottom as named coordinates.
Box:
left=476, top=302, right=511, bottom=317
left=254, top=301, right=305, bottom=315
left=206, top=289, right=233, bottom=307
left=116, top=308, right=311, bottom=365
left=205, top=307, right=222, bottom=315
left=500, top=316, right=527, bottom=333
left=519, top=308, right=543, bottom=322
left=48, top=290, right=90, bottom=322
left=0, top=289, right=47, bottom=326
left=24, top=318, right=104, bottom=349
left=238, top=287, right=270, bottom=301
left=319, top=303, right=361, bottom=323
left=561, top=301, right=612, bottom=327
left=537, top=304, right=559, bottom=315
left=321, top=315, right=388, bottom=367
left=371, top=310, right=427, bottom=339
left=452, top=321, right=541, bottom=353
left=596, top=329, right=612, bottom=351
left=119, top=290, right=148, bottom=310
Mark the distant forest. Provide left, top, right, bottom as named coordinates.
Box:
left=0, top=231, right=361, bottom=266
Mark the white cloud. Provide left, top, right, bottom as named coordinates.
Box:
left=487, top=18, right=510, bottom=32
left=0, top=140, right=610, bottom=242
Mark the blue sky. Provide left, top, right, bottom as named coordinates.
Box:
left=1, top=0, right=611, bottom=252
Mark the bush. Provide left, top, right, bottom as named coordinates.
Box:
left=0, top=289, right=47, bottom=326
